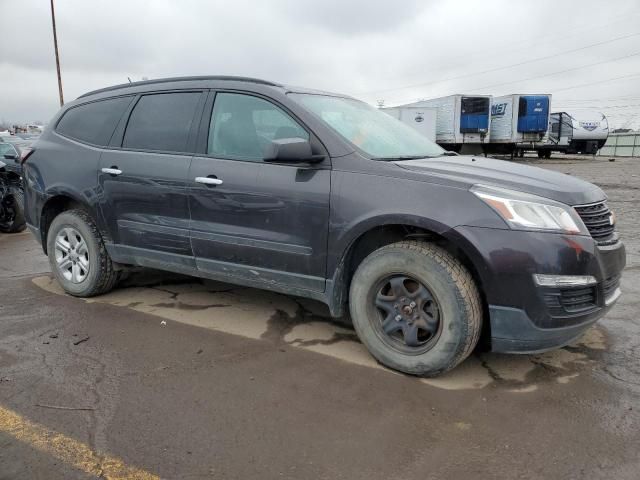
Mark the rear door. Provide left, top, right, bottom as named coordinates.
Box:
left=187, top=91, right=331, bottom=292
left=98, top=91, right=205, bottom=266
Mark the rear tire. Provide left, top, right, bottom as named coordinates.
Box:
left=0, top=188, right=26, bottom=233
left=46, top=209, right=119, bottom=297
left=349, top=241, right=482, bottom=376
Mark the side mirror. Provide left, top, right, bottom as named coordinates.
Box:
left=3, top=154, right=18, bottom=161
left=0, top=160, right=6, bottom=169
left=263, top=138, right=323, bottom=163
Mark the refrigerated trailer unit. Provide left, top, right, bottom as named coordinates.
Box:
left=382, top=106, right=437, bottom=142
left=486, top=94, right=551, bottom=156
left=397, top=95, right=492, bottom=153
left=535, top=111, right=609, bottom=158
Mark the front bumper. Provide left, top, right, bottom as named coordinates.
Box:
left=452, top=226, right=626, bottom=353
left=489, top=303, right=614, bottom=353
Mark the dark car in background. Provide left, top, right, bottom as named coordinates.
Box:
left=21, top=76, right=625, bottom=376
left=0, top=139, right=27, bottom=232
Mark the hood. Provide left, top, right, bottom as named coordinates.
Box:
left=395, top=156, right=604, bottom=206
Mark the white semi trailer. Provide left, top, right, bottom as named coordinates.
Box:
left=486, top=94, right=551, bottom=157
left=393, top=95, right=492, bottom=153
left=535, top=110, right=609, bottom=158
left=382, top=106, right=437, bottom=142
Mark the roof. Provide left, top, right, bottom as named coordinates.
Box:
left=78, top=76, right=282, bottom=99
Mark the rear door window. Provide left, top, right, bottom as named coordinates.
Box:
left=56, top=96, right=132, bottom=146
left=123, top=92, right=201, bottom=153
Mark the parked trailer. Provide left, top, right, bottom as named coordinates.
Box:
left=535, top=110, right=608, bottom=158
left=486, top=94, right=551, bottom=158
left=382, top=106, right=437, bottom=142
left=394, top=95, right=492, bottom=153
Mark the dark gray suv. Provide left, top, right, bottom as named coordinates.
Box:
left=22, top=76, right=625, bottom=376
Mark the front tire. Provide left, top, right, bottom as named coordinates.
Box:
left=349, top=241, right=482, bottom=376
left=0, top=188, right=26, bottom=233
left=47, top=209, right=118, bottom=297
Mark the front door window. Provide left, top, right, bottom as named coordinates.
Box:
left=207, top=93, right=308, bottom=161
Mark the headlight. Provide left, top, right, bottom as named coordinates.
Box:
left=471, top=185, right=587, bottom=234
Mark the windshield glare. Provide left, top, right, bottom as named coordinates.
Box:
left=290, top=93, right=445, bottom=159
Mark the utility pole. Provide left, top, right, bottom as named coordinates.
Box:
left=50, top=0, right=64, bottom=106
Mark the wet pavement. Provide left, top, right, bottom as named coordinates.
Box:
left=1, top=156, right=639, bottom=479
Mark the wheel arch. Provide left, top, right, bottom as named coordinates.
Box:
left=39, top=190, right=105, bottom=254
left=329, top=218, right=491, bottom=346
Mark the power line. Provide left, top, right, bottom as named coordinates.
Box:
left=557, top=97, right=640, bottom=102
left=461, top=51, right=640, bottom=94
left=377, top=11, right=640, bottom=92
left=357, top=31, right=640, bottom=96
left=554, top=104, right=640, bottom=109
left=385, top=72, right=640, bottom=109
left=553, top=72, right=640, bottom=93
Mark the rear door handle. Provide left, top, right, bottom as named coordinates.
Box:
left=101, top=167, right=122, bottom=176
left=195, top=176, right=223, bottom=186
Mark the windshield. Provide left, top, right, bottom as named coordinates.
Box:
left=289, top=93, right=445, bottom=159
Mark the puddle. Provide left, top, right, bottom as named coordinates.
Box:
left=32, top=274, right=608, bottom=392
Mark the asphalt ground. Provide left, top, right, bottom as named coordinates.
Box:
left=1, top=155, right=639, bottom=479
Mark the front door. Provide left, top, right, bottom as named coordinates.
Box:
left=98, top=91, right=204, bottom=264
left=188, top=91, right=330, bottom=292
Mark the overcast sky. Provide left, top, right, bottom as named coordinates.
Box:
left=1, top=0, right=639, bottom=128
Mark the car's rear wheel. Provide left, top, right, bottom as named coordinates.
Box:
left=349, top=240, right=482, bottom=376
left=47, top=209, right=119, bottom=297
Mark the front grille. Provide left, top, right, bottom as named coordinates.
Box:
left=543, top=286, right=597, bottom=316
left=574, top=201, right=616, bottom=245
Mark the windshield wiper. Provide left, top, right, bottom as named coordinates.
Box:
left=439, top=151, right=459, bottom=156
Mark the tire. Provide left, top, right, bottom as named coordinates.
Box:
left=46, top=209, right=119, bottom=297
left=349, top=241, right=482, bottom=376
left=537, top=150, right=545, bottom=158
left=0, top=188, right=26, bottom=233
left=544, top=150, right=552, bottom=159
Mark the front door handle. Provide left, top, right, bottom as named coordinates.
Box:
left=102, top=167, right=122, bottom=176
left=195, top=176, right=223, bottom=186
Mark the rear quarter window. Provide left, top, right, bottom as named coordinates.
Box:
left=56, top=96, right=133, bottom=146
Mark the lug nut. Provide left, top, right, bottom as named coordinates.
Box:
left=410, top=301, right=416, bottom=308
left=395, top=315, right=402, bottom=322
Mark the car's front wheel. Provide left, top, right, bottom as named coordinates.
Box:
left=47, top=209, right=119, bottom=297
left=349, top=241, right=482, bottom=376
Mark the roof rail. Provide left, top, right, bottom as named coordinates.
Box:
left=78, top=76, right=281, bottom=99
